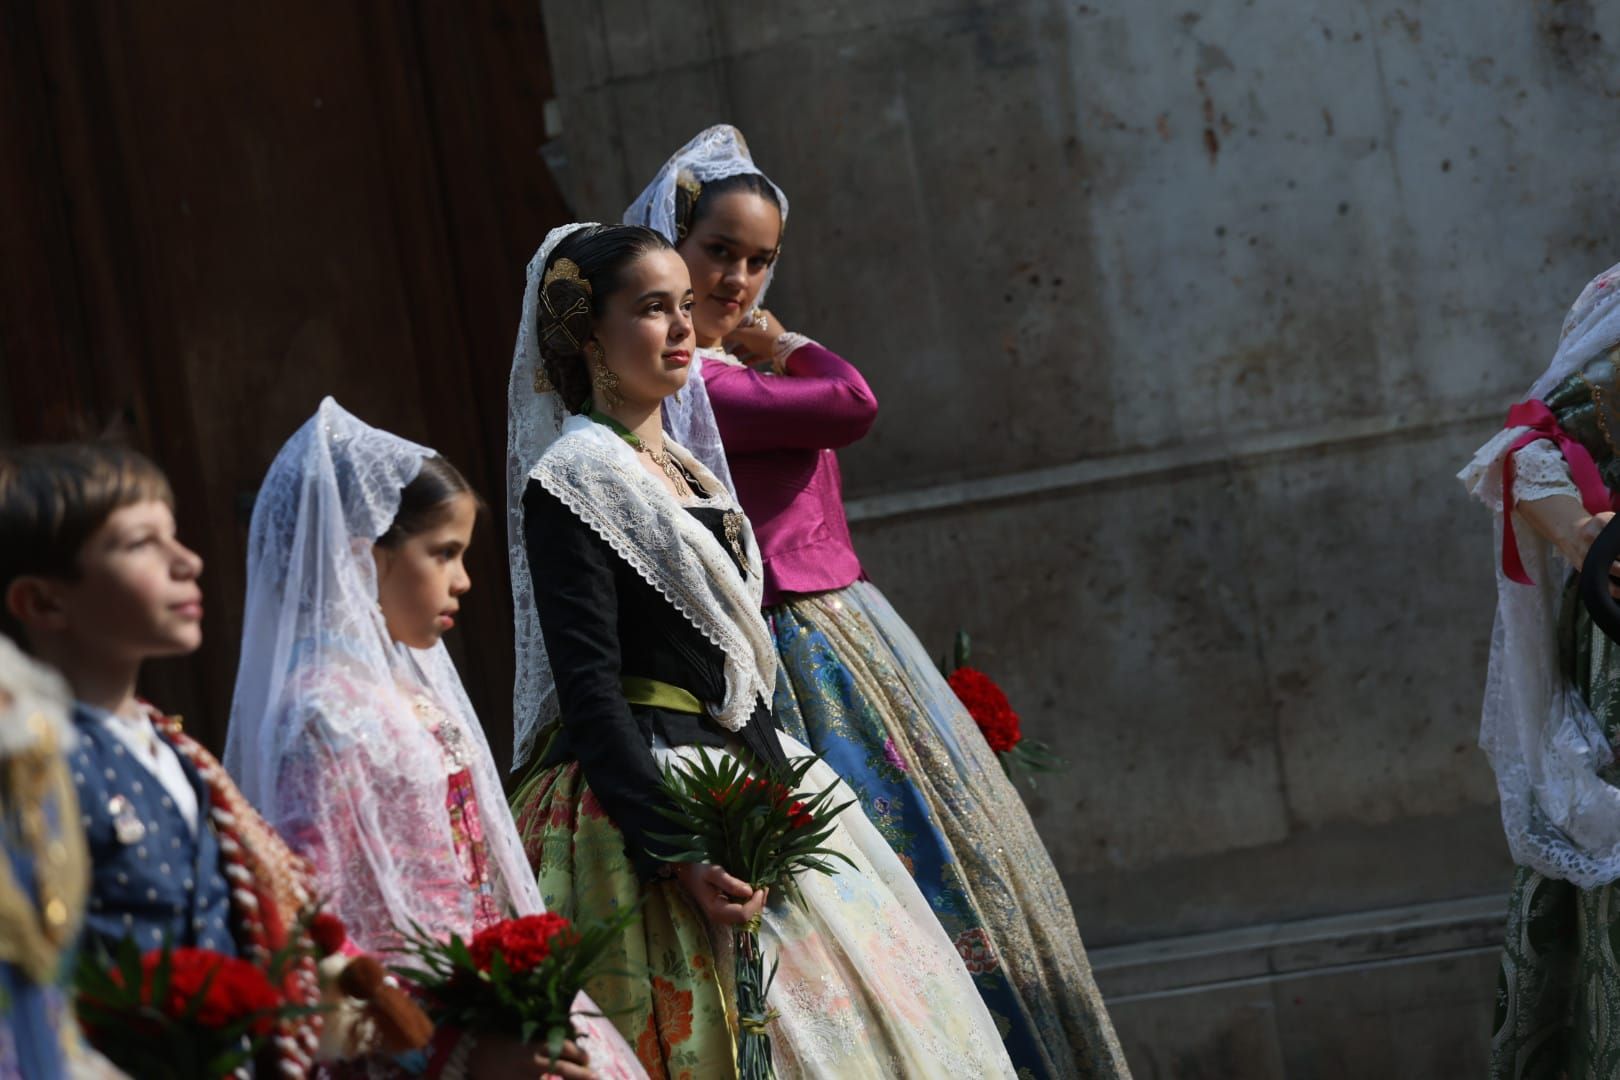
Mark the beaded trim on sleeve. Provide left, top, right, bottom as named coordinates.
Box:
left=151, top=707, right=323, bottom=1077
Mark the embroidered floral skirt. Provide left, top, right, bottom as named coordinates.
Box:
left=1492, top=586, right=1620, bottom=1080
left=769, top=580, right=1130, bottom=1080
left=511, top=737, right=1018, bottom=1079
left=512, top=761, right=732, bottom=1080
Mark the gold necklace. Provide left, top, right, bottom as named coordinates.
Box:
left=722, top=510, right=747, bottom=570
left=635, top=440, right=693, bottom=499
left=585, top=411, right=751, bottom=573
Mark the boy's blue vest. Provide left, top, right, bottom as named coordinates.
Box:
left=68, top=705, right=236, bottom=957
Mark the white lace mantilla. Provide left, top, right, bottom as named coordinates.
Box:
left=529, top=416, right=775, bottom=735
left=623, top=124, right=790, bottom=310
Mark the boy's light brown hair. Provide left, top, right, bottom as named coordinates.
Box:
left=0, top=442, right=173, bottom=645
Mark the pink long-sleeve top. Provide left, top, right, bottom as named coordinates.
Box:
left=701, top=341, right=878, bottom=606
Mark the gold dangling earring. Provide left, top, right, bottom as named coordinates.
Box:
left=588, top=343, right=623, bottom=409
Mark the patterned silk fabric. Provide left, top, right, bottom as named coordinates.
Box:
left=512, top=736, right=1018, bottom=1080
left=514, top=762, right=735, bottom=1080
left=770, top=581, right=1130, bottom=1079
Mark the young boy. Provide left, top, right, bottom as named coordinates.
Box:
left=0, top=442, right=325, bottom=1075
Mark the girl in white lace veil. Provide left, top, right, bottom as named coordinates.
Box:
left=1460, top=263, right=1620, bottom=888
left=227, top=397, right=535, bottom=943
left=622, top=125, right=788, bottom=496
left=227, top=398, right=643, bottom=1078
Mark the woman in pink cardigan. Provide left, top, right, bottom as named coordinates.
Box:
left=625, top=125, right=1129, bottom=1080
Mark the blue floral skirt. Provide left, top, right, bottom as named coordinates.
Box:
left=768, top=581, right=1129, bottom=1080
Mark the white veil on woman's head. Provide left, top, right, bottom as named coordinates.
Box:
left=507, top=223, right=596, bottom=771
left=623, top=124, right=790, bottom=294
left=1460, top=261, right=1620, bottom=887
left=1531, top=266, right=1620, bottom=400
left=624, top=124, right=791, bottom=493
left=226, top=397, right=542, bottom=950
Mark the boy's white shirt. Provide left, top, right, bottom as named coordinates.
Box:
left=92, top=706, right=199, bottom=834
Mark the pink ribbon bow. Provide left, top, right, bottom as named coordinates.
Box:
left=1501, top=400, right=1618, bottom=584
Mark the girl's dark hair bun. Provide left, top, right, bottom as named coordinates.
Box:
left=536, top=257, right=594, bottom=363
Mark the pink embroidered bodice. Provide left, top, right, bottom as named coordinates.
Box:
left=408, top=692, right=503, bottom=933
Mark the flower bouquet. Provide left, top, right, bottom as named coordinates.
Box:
left=943, top=630, right=1063, bottom=786
left=393, top=907, right=638, bottom=1065
left=651, top=751, right=854, bottom=1079
left=75, top=938, right=317, bottom=1079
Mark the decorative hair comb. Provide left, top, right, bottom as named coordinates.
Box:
left=542, top=257, right=591, bottom=295
left=537, top=254, right=593, bottom=367
left=676, top=169, right=702, bottom=201
left=675, top=169, right=703, bottom=240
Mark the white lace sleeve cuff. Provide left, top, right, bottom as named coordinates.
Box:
left=772, top=332, right=815, bottom=368
left=1512, top=438, right=1581, bottom=505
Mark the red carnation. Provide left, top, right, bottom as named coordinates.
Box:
left=708, top=775, right=815, bottom=827
left=948, top=666, right=1023, bottom=754
left=786, top=800, right=814, bottom=830
left=138, top=948, right=283, bottom=1036
left=310, top=911, right=348, bottom=957
left=468, top=913, right=578, bottom=975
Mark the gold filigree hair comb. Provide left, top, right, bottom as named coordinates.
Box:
left=542, top=257, right=591, bottom=295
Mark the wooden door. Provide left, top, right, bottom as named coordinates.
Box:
left=0, top=0, right=569, bottom=770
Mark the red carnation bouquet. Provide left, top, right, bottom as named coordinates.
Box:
left=75, top=939, right=317, bottom=1078
left=943, top=630, right=1062, bottom=786
left=393, top=906, right=639, bottom=1064
left=651, top=752, right=853, bottom=1080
